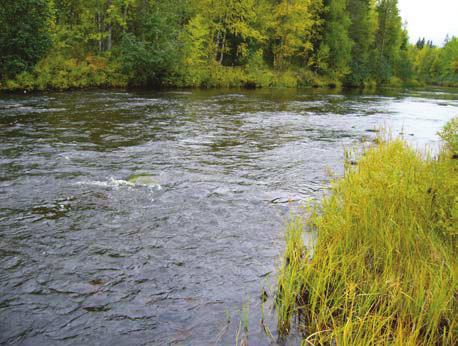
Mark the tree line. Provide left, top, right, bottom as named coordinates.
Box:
left=0, top=0, right=457, bottom=90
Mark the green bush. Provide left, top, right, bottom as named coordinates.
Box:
left=438, top=117, right=458, bottom=158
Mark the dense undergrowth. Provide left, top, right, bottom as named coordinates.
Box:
left=0, top=51, right=439, bottom=91
left=0, top=53, right=128, bottom=91
left=0, top=54, right=341, bottom=91
left=276, top=120, right=457, bottom=344
left=1, top=59, right=432, bottom=92
left=2, top=51, right=450, bottom=91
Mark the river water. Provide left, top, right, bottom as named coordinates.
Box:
left=0, top=87, right=457, bottom=345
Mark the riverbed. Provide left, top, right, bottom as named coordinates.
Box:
left=1, top=87, right=456, bottom=345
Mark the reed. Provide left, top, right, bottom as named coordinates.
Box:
left=276, top=121, right=457, bottom=345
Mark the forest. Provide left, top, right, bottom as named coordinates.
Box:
left=1, top=0, right=457, bottom=90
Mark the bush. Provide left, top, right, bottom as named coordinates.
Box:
left=438, top=117, right=458, bottom=158
left=1, top=51, right=127, bottom=91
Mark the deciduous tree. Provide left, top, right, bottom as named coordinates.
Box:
left=0, top=0, right=52, bottom=79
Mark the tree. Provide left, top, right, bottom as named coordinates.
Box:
left=395, top=27, right=413, bottom=79
left=373, top=0, right=402, bottom=82
left=413, top=45, right=442, bottom=81
left=314, top=0, right=352, bottom=79
left=269, top=0, right=323, bottom=70
left=120, top=0, right=182, bottom=86
left=0, top=0, right=52, bottom=79
left=440, top=36, right=458, bottom=80
left=345, top=0, right=378, bottom=86
left=183, top=0, right=263, bottom=66
left=416, top=37, right=425, bottom=50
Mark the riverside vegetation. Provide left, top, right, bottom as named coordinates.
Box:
left=1, top=0, right=457, bottom=91
left=275, top=119, right=457, bottom=344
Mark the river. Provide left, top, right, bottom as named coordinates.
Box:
left=0, top=87, right=457, bottom=345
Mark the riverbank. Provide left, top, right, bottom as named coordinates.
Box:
left=0, top=57, right=439, bottom=92
left=276, top=121, right=457, bottom=344
left=0, top=62, right=338, bottom=91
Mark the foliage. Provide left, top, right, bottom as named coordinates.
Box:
left=344, top=0, right=378, bottom=86
left=1, top=0, right=457, bottom=90
left=439, top=37, right=458, bottom=83
left=3, top=51, right=127, bottom=91
left=409, top=36, right=458, bottom=86
left=438, top=117, right=458, bottom=158
left=119, top=0, right=181, bottom=86
left=276, top=129, right=457, bottom=343
left=314, top=0, right=352, bottom=80
left=0, top=0, right=52, bottom=79
left=372, top=0, right=403, bottom=83
left=268, top=0, right=323, bottom=70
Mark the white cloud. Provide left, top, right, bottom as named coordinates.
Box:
left=397, top=0, right=458, bottom=46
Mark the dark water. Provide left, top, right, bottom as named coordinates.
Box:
left=1, top=88, right=457, bottom=345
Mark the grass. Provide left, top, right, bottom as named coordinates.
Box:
left=276, top=121, right=457, bottom=345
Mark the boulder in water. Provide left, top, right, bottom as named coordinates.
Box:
left=127, top=174, right=161, bottom=188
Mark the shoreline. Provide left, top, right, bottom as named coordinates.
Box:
left=275, top=124, right=457, bottom=343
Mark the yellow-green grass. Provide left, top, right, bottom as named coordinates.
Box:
left=276, top=129, right=457, bottom=345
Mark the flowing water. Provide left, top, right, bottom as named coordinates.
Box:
left=0, top=87, right=457, bottom=345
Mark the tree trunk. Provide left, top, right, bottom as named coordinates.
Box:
left=98, top=2, right=103, bottom=52
left=279, top=0, right=290, bottom=70
left=218, top=13, right=229, bottom=65
left=380, top=0, right=389, bottom=61
left=214, top=17, right=222, bottom=61
left=107, top=0, right=112, bottom=51
left=219, top=29, right=227, bottom=65
left=123, top=4, right=128, bottom=33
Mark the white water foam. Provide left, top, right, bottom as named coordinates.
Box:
left=76, top=177, right=161, bottom=190
left=76, top=177, right=135, bottom=188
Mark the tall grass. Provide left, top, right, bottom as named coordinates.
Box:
left=276, top=122, right=457, bottom=344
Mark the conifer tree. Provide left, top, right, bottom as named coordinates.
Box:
left=345, top=0, right=377, bottom=86
left=373, top=0, right=402, bottom=82
left=315, top=0, right=352, bottom=80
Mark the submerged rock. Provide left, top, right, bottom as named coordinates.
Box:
left=126, top=174, right=161, bottom=188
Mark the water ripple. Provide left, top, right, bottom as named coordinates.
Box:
left=0, top=87, right=456, bottom=345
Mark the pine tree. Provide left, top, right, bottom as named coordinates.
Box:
left=373, top=0, right=402, bottom=82
left=345, top=0, right=377, bottom=86
left=315, top=0, right=352, bottom=80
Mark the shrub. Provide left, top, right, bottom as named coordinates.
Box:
left=438, top=117, right=458, bottom=158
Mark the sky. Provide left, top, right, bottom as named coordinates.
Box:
left=397, top=0, right=458, bottom=46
